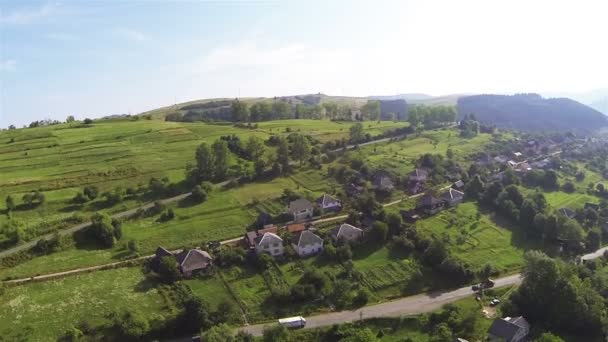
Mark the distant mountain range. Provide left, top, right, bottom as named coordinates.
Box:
left=369, top=93, right=468, bottom=105
left=457, top=93, right=607, bottom=133
left=543, top=88, right=608, bottom=115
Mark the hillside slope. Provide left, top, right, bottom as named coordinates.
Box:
left=457, top=93, right=607, bottom=133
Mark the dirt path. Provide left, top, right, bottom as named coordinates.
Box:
left=0, top=192, right=194, bottom=260
left=240, top=274, right=523, bottom=336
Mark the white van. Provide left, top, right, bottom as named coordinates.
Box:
left=278, top=316, right=306, bottom=328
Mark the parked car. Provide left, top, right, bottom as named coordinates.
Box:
left=490, top=299, right=501, bottom=306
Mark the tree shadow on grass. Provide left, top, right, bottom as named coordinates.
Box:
left=177, top=196, right=199, bottom=208
left=59, top=204, right=84, bottom=213
left=134, top=276, right=161, bottom=293
left=352, top=242, right=385, bottom=261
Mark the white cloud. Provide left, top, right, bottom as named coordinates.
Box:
left=0, top=60, right=16, bottom=72
left=46, top=32, right=78, bottom=41
left=0, top=2, right=55, bottom=25
left=114, top=28, right=148, bottom=42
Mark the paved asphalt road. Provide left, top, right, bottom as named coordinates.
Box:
left=240, top=274, right=524, bottom=336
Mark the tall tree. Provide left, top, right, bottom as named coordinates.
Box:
left=361, top=100, right=381, bottom=121
left=246, top=136, right=265, bottom=162
left=349, top=123, right=365, bottom=143
left=231, top=99, right=250, bottom=122
left=276, top=136, right=290, bottom=172
left=212, top=140, right=230, bottom=181
left=195, top=143, right=215, bottom=181
left=291, top=134, right=310, bottom=166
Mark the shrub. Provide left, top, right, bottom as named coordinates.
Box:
left=190, top=185, right=208, bottom=203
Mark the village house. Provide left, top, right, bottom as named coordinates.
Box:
left=346, top=183, right=365, bottom=196
left=475, top=154, right=493, bottom=166
left=408, top=168, right=428, bottom=183
left=408, top=181, right=424, bottom=195
left=373, top=174, right=395, bottom=191
left=175, top=249, right=213, bottom=278
left=288, top=198, right=314, bottom=222
left=417, top=194, right=445, bottom=215
left=441, top=188, right=464, bottom=207
left=292, top=230, right=324, bottom=257
left=152, top=246, right=212, bottom=278
left=585, top=202, right=600, bottom=211
left=512, top=151, right=523, bottom=160
left=530, top=158, right=551, bottom=169
left=331, top=223, right=364, bottom=242
left=488, top=316, right=530, bottom=342
left=244, top=225, right=278, bottom=249
left=513, top=162, right=532, bottom=173
left=452, top=180, right=465, bottom=190
left=317, top=193, right=341, bottom=211
left=493, top=155, right=509, bottom=164
left=255, top=232, right=284, bottom=257
left=558, top=207, right=576, bottom=219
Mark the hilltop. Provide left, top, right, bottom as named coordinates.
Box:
left=457, top=93, right=607, bottom=133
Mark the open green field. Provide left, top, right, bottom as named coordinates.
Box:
left=415, top=202, right=529, bottom=273
left=0, top=170, right=336, bottom=279
left=0, top=267, right=169, bottom=341
left=347, top=129, right=492, bottom=174
left=351, top=245, right=421, bottom=298
left=544, top=191, right=598, bottom=209
left=0, top=119, right=403, bottom=240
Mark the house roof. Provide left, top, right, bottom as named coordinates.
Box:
left=558, top=207, right=575, bottom=218
left=409, top=168, right=428, bottom=178
left=287, top=223, right=306, bottom=233
left=318, top=194, right=340, bottom=207
left=453, top=180, right=465, bottom=188
left=488, top=316, right=529, bottom=341
left=155, top=246, right=173, bottom=258
left=258, top=225, right=278, bottom=235
left=332, top=223, right=363, bottom=240
left=294, top=230, right=323, bottom=248
left=374, top=176, right=394, bottom=188
left=585, top=202, right=600, bottom=210
left=419, top=194, right=443, bottom=206
left=346, top=183, right=364, bottom=194
left=442, top=188, right=464, bottom=201
left=255, top=232, right=283, bottom=246
left=288, top=198, right=314, bottom=213
left=245, top=231, right=258, bottom=246
left=178, top=249, right=212, bottom=270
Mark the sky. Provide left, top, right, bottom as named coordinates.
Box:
left=1, top=0, right=607, bottom=127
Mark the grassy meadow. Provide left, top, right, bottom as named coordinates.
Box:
left=415, top=202, right=529, bottom=273
left=0, top=267, right=170, bottom=341
left=0, top=119, right=403, bottom=241
left=346, top=129, right=492, bottom=174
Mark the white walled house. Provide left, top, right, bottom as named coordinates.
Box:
left=292, top=230, right=324, bottom=257
left=317, top=194, right=341, bottom=211
left=255, top=232, right=284, bottom=257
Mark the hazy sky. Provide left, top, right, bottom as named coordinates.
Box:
left=1, top=0, right=607, bottom=127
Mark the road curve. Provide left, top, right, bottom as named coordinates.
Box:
left=240, top=274, right=523, bottom=336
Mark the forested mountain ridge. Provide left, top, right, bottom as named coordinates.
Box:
left=457, top=93, right=607, bottom=133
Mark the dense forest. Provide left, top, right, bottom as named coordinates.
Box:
left=457, top=94, right=607, bottom=133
